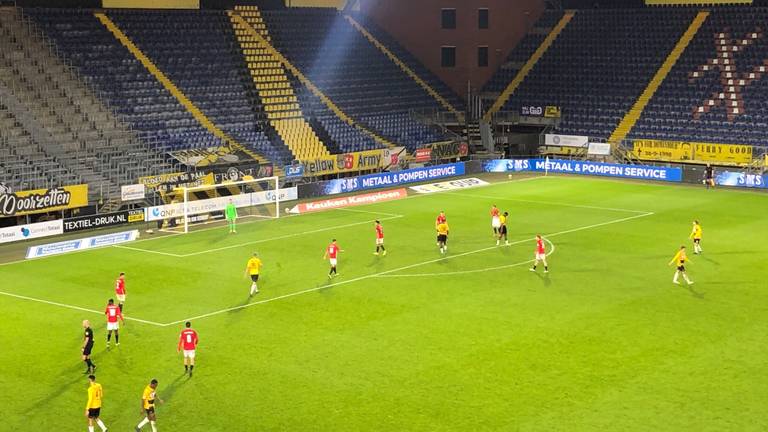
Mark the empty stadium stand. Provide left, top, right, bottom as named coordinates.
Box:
left=231, top=8, right=392, bottom=151
left=1, top=7, right=174, bottom=199
left=491, top=8, right=698, bottom=139
left=103, top=9, right=284, bottom=164
left=260, top=7, right=453, bottom=150
left=26, top=8, right=231, bottom=155
left=629, top=7, right=768, bottom=146
left=482, top=10, right=565, bottom=99
left=231, top=6, right=334, bottom=159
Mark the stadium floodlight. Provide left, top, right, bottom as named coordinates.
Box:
left=171, top=176, right=281, bottom=234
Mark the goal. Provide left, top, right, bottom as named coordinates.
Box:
left=167, top=176, right=281, bottom=234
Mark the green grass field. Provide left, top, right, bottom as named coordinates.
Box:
left=1, top=174, right=767, bottom=431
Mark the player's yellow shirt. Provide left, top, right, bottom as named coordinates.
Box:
left=671, top=250, right=688, bottom=265
left=86, top=383, right=103, bottom=409
left=690, top=224, right=702, bottom=239
left=499, top=214, right=507, bottom=225
left=437, top=223, right=449, bottom=235
left=246, top=257, right=262, bottom=275
left=142, top=385, right=156, bottom=410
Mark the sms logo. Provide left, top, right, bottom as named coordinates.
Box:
left=21, top=227, right=30, bottom=237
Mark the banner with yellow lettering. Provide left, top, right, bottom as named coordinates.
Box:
left=301, top=150, right=383, bottom=177
left=632, top=139, right=753, bottom=165
left=693, top=142, right=753, bottom=164
left=138, top=172, right=214, bottom=193
left=631, top=140, right=694, bottom=162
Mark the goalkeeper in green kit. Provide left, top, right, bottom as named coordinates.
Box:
left=225, top=199, right=237, bottom=234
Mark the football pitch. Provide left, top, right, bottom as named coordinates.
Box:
left=1, top=174, right=766, bottom=431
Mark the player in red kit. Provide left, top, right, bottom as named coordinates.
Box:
left=530, top=235, right=549, bottom=273
left=323, top=239, right=344, bottom=278
left=177, top=321, right=199, bottom=377
left=104, top=299, right=124, bottom=348
left=490, top=205, right=501, bottom=236
left=115, top=272, right=126, bottom=312
left=374, top=220, right=387, bottom=256
left=435, top=211, right=446, bottom=247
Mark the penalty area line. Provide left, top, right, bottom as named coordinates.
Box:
left=0, top=290, right=165, bottom=326
left=446, top=191, right=653, bottom=214
left=377, top=238, right=556, bottom=278
left=165, top=211, right=653, bottom=325
left=111, top=245, right=185, bottom=257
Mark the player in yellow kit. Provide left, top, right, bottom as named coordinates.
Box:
left=689, top=220, right=703, bottom=254
left=436, top=222, right=449, bottom=254
left=85, top=375, right=108, bottom=432
left=136, top=379, right=163, bottom=432
left=668, top=245, right=694, bottom=285
left=496, top=211, right=509, bottom=246
left=244, top=252, right=263, bottom=296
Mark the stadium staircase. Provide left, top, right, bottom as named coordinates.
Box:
left=609, top=11, right=710, bottom=144
left=94, top=12, right=274, bottom=170
left=483, top=11, right=575, bottom=122
left=231, top=10, right=396, bottom=150
left=230, top=6, right=331, bottom=161
left=1, top=8, right=174, bottom=199
left=345, top=15, right=465, bottom=123
left=261, top=8, right=450, bottom=151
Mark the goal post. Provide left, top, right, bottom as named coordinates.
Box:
left=167, top=176, right=282, bottom=234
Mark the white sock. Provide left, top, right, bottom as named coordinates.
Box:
left=138, top=417, right=149, bottom=428
left=150, top=421, right=158, bottom=432
left=89, top=427, right=95, bottom=432
left=96, top=419, right=107, bottom=431
left=673, top=271, right=679, bottom=283
left=684, top=274, right=692, bottom=284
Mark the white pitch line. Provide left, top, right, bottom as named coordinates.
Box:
left=164, top=212, right=653, bottom=325
left=333, top=207, right=403, bottom=217
left=0, top=290, right=165, bottom=326
left=446, top=191, right=652, bottom=214
left=377, top=238, right=556, bottom=278
left=111, top=244, right=185, bottom=257
left=133, top=212, right=301, bottom=243
left=176, top=214, right=404, bottom=258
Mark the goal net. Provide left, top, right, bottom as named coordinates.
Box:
left=163, top=176, right=281, bottom=234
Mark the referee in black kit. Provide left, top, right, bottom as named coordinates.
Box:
left=704, top=164, right=714, bottom=189
left=82, top=319, right=96, bottom=374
